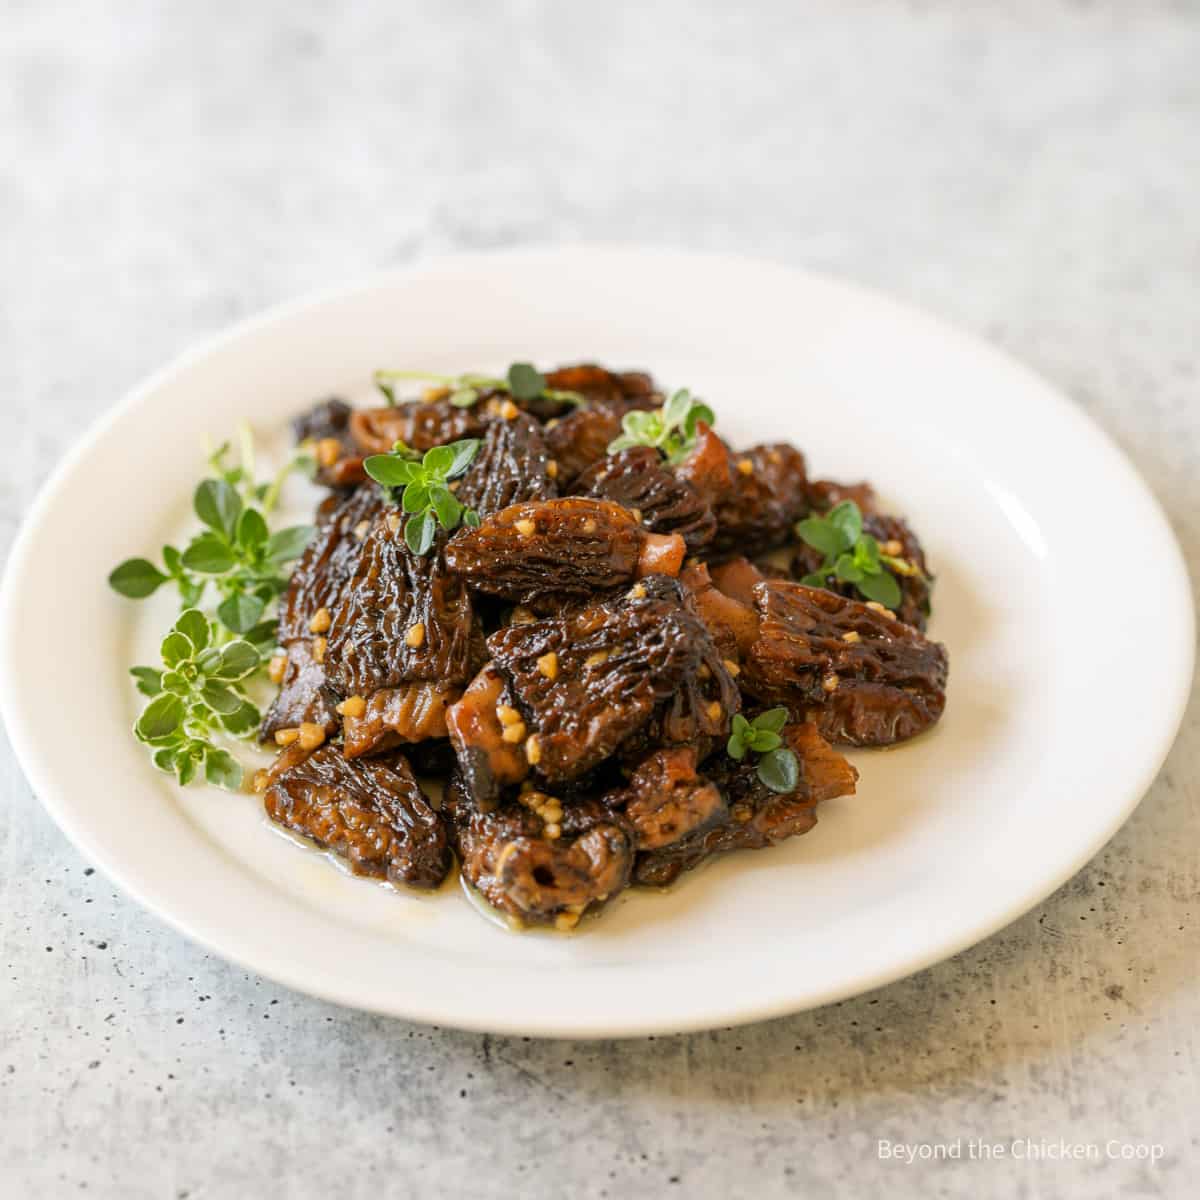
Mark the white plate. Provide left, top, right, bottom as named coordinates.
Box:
left=1, top=247, right=1192, bottom=1038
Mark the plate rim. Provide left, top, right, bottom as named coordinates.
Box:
left=2, top=244, right=1193, bottom=1038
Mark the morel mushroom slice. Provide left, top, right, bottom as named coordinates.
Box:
left=485, top=576, right=706, bottom=782
left=293, top=396, right=354, bottom=447
left=619, top=601, right=741, bottom=765
left=806, top=477, right=878, bottom=516
left=791, top=513, right=934, bottom=630
left=545, top=408, right=623, bottom=486
left=708, top=555, right=769, bottom=608
left=680, top=562, right=760, bottom=660
left=744, top=581, right=948, bottom=746
left=349, top=398, right=487, bottom=455
left=674, top=422, right=735, bottom=509
left=277, top=486, right=384, bottom=644
left=710, top=443, right=809, bottom=558
left=341, top=682, right=462, bottom=759
left=264, top=746, right=451, bottom=890
left=574, top=446, right=716, bottom=551
left=292, top=398, right=364, bottom=488
left=261, top=487, right=384, bottom=741
left=453, top=411, right=557, bottom=519
left=605, top=747, right=726, bottom=852
left=634, top=722, right=857, bottom=886
left=526, top=363, right=659, bottom=421
left=445, top=664, right=531, bottom=810
left=444, top=497, right=684, bottom=604
left=544, top=386, right=660, bottom=485
left=323, top=514, right=477, bottom=698
left=260, top=639, right=339, bottom=742
left=448, top=776, right=634, bottom=927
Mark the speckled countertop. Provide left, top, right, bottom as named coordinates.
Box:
left=2, top=3, right=1198, bottom=1197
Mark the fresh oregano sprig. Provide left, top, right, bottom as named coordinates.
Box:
left=363, top=437, right=482, bottom=554
left=130, top=609, right=262, bottom=790
left=373, top=362, right=586, bottom=410
left=109, top=434, right=314, bottom=646
left=607, top=388, right=714, bottom=464
left=794, top=500, right=914, bottom=610
left=727, top=707, right=800, bottom=794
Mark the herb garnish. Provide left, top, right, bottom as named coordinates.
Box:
left=727, top=707, right=800, bottom=794
left=363, top=438, right=482, bottom=554
left=109, top=436, right=314, bottom=645
left=129, top=610, right=262, bottom=790
left=373, top=363, right=586, bottom=410
left=794, top=500, right=914, bottom=610
left=607, top=388, right=714, bottom=464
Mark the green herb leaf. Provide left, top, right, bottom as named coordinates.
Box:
left=726, top=713, right=750, bottom=760
left=108, top=558, right=167, bottom=599
left=220, top=701, right=262, bottom=737
left=682, top=402, right=715, bottom=437
left=507, top=362, right=546, bottom=401
left=130, top=666, right=164, bottom=697
left=216, top=592, right=266, bottom=634
left=795, top=517, right=846, bottom=560
left=200, top=680, right=242, bottom=715
left=756, top=748, right=800, bottom=794
left=176, top=751, right=199, bottom=787
left=363, top=439, right=482, bottom=554
left=402, top=482, right=431, bottom=513
left=449, top=387, right=479, bottom=408
left=607, top=388, right=713, bottom=464
left=235, top=507, right=269, bottom=551
left=422, top=445, right=456, bottom=477
left=205, top=749, right=244, bottom=789
left=856, top=569, right=902, bottom=609
left=795, top=500, right=912, bottom=609
left=855, top=533, right=881, bottom=570
left=430, top=486, right=462, bottom=529
left=826, top=501, right=862, bottom=547
left=748, top=729, right=782, bottom=753
left=203, top=748, right=243, bottom=791
left=264, top=525, right=313, bottom=564
left=833, top=554, right=864, bottom=584
left=135, top=693, right=186, bottom=742
left=160, top=631, right=194, bottom=669
left=462, top=509, right=481, bottom=528
left=152, top=745, right=179, bottom=773
left=161, top=670, right=190, bottom=695
left=445, top=438, right=481, bottom=479
left=241, top=620, right=279, bottom=658
left=181, top=533, right=236, bottom=575
left=752, top=707, right=789, bottom=734
left=172, top=609, right=210, bottom=653
left=661, top=388, right=692, bottom=430
left=215, top=641, right=260, bottom=681
left=194, top=479, right=243, bottom=539
left=363, top=455, right=421, bottom=488
left=729, top=708, right=796, bottom=779
left=194, top=646, right=222, bottom=673
left=405, top=510, right=437, bottom=556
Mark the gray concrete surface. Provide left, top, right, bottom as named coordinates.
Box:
left=2, top=2, right=1198, bottom=1196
